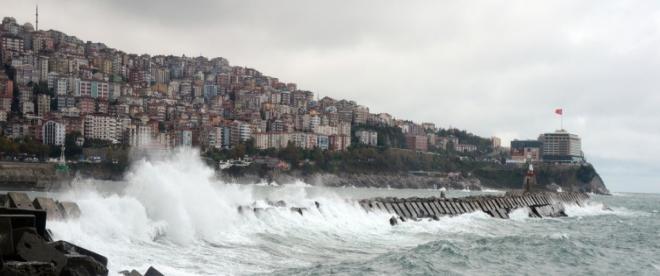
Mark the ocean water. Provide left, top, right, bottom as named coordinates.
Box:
left=41, top=149, right=660, bottom=275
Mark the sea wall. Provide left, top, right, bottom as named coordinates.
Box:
left=0, top=162, right=67, bottom=190
left=0, top=161, right=610, bottom=195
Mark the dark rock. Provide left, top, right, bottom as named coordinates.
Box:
left=290, top=207, right=306, bottom=215
left=60, top=254, right=108, bottom=276
left=0, top=261, right=56, bottom=275
left=144, top=266, right=164, bottom=276
left=50, top=240, right=108, bottom=267
left=389, top=216, right=398, bottom=226
left=15, top=231, right=67, bottom=275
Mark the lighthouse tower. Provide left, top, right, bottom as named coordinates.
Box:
left=522, top=158, right=537, bottom=192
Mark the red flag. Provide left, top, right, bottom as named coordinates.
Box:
left=555, top=108, right=563, bottom=115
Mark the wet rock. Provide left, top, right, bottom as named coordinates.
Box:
left=389, top=216, right=398, bottom=226
left=119, top=269, right=143, bottom=276
left=0, top=261, right=56, bottom=275
left=15, top=231, right=68, bottom=275
left=290, top=207, right=306, bottom=215
left=144, top=266, right=165, bottom=276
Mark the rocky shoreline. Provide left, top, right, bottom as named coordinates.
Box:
left=0, top=161, right=611, bottom=195
left=222, top=168, right=610, bottom=195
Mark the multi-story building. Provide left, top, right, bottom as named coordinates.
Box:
left=355, top=130, right=378, bottom=146
left=455, top=144, right=477, bottom=153
left=0, top=73, right=12, bottom=98
left=83, top=114, right=120, bottom=143
left=510, top=140, right=542, bottom=162
left=55, top=78, right=68, bottom=95
left=127, top=124, right=153, bottom=148
left=77, top=97, right=96, bottom=114
left=42, top=121, right=65, bottom=146
left=0, top=35, right=24, bottom=58
left=230, top=121, right=252, bottom=147
left=538, top=130, right=583, bottom=163
left=406, top=135, right=428, bottom=152
left=176, top=129, right=193, bottom=147
left=36, top=94, right=50, bottom=116
left=352, top=105, right=369, bottom=125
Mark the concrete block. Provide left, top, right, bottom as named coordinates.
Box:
left=15, top=231, right=67, bottom=275
left=390, top=203, right=405, bottom=218
left=382, top=202, right=395, bottom=214
left=449, top=202, right=460, bottom=214
left=507, top=198, right=517, bottom=208
left=427, top=201, right=441, bottom=215
left=440, top=201, right=454, bottom=215
left=0, top=216, right=14, bottom=256
left=33, top=197, right=64, bottom=220
left=414, top=202, right=429, bottom=217
left=1, top=261, right=56, bottom=275
left=495, top=198, right=506, bottom=209
left=408, top=202, right=421, bottom=217
left=374, top=201, right=387, bottom=212
left=397, top=202, right=413, bottom=218
left=0, top=208, right=47, bottom=240
left=61, top=254, right=109, bottom=276
left=432, top=201, right=446, bottom=214
left=422, top=202, right=437, bottom=216
left=450, top=202, right=464, bottom=214
left=461, top=202, right=472, bottom=212
left=7, top=192, right=34, bottom=209
left=498, top=198, right=508, bottom=208
left=496, top=208, right=508, bottom=219
left=531, top=196, right=539, bottom=205
left=58, top=202, right=81, bottom=219
left=474, top=200, right=486, bottom=211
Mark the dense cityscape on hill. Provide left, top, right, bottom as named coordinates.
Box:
left=0, top=15, right=586, bottom=173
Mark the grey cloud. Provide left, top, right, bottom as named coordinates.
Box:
left=3, top=0, right=660, bottom=192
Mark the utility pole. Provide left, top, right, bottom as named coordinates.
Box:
left=36, top=5, right=39, bottom=31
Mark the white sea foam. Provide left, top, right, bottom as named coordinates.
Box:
left=481, top=189, right=499, bottom=193
left=564, top=201, right=644, bottom=218
left=509, top=207, right=531, bottom=221
left=45, top=147, right=651, bottom=275
left=47, top=148, right=434, bottom=274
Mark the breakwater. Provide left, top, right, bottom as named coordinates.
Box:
left=360, top=191, right=589, bottom=224
left=235, top=191, right=591, bottom=224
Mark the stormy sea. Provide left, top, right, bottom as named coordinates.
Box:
left=31, top=149, right=659, bottom=275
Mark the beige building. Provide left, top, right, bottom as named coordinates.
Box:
left=83, top=114, right=121, bottom=143
left=538, top=130, right=583, bottom=162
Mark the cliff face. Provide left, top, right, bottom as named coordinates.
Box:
left=474, top=164, right=610, bottom=195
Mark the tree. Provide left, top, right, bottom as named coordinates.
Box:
left=230, top=143, right=246, bottom=159
left=65, top=132, right=84, bottom=159
left=278, top=142, right=301, bottom=167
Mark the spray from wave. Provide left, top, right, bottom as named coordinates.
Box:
left=44, top=148, right=631, bottom=275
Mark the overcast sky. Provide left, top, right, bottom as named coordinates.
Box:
left=3, top=0, right=660, bottom=193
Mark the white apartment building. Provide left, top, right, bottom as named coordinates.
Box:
left=83, top=114, right=120, bottom=143
left=42, top=121, right=65, bottom=146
